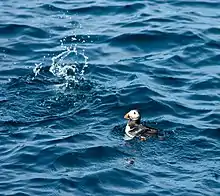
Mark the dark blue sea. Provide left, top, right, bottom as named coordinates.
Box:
left=0, top=0, right=220, bottom=195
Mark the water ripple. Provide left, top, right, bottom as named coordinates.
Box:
left=39, top=3, right=145, bottom=15
left=0, top=0, right=220, bottom=195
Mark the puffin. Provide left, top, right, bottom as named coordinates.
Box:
left=124, top=109, right=158, bottom=140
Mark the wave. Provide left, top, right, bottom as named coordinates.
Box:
left=107, top=30, right=204, bottom=52
left=0, top=24, right=49, bottom=39
left=1, top=0, right=220, bottom=195
left=39, top=3, right=145, bottom=15
left=171, top=0, right=220, bottom=8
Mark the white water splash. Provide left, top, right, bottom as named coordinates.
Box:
left=33, top=63, right=42, bottom=77
left=49, top=44, right=89, bottom=83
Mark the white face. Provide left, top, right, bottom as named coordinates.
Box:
left=127, top=110, right=140, bottom=120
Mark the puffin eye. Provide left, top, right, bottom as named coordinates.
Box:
left=134, top=112, right=136, bottom=114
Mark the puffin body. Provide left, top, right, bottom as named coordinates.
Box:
left=124, top=109, right=158, bottom=140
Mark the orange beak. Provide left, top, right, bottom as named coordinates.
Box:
left=124, top=112, right=130, bottom=119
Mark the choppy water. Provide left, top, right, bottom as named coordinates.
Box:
left=0, top=0, right=220, bottom=195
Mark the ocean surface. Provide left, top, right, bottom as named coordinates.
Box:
left=0, top=0, right=220, bottom=195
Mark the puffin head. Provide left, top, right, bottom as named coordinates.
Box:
left=124, top=109, right=141, bottom=122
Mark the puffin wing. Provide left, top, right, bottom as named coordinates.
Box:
left=144, top=125, right=158, bottom=134
left=136, top=124, right=158, bottom=136
left=127, top=122, right=158, bottom=138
